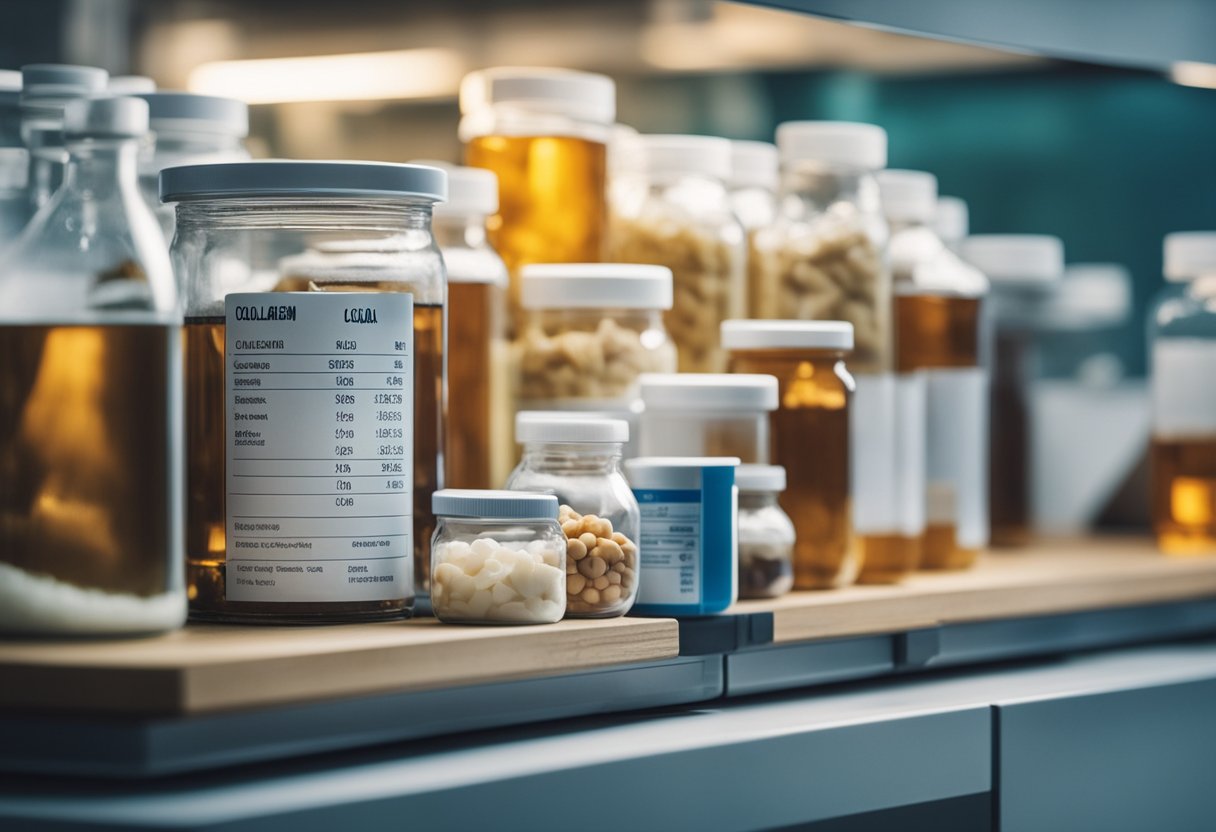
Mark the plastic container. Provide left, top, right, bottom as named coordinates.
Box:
left=962, top=234, right=1064, bottom=548
left=1037, top=263, right=1132, bottom=385
left=1149, top=232, right=1216, bottom=555
left=736, top=464, right=795, bottom=599
left=638, top=372, right=778, bottom=462
left=0, top=96, right=184, bottom=636
left=428, top=162, right=511, bottom=489
left=627, top=457, right=740, bottom=616
left=722, top=320, right=860, bottom=588
left=609, top=134, right=746, bottom=372
left=460, top=67, right=614, bottom=331
left=163, top=160, right=447, bottom=622
left=430, top=489, right=566, bottom=624
left=505, top=413, right=639, bottom=617
left=20, top=64, right=108, bottom=215
left=880, top=169, right=989, bottom=572
left=729, top=140, right=778, bottom=319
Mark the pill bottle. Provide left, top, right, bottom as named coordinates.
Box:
left=962, top=234, right=1063, bottom=548
left=722, top=320, right=860, bottom=589
left=163, top=160, right=447, bottom=622
left=638, top=372, right=778, bottom=462
left=1037, top=263, right=1132, bottom=385
left=19, top=64, right=108, bottom=215
left=880, top=169, right=989, bottom=572
left=1149, top=232, right=1216, bottom=555
left=728, top=140, right=778, bottom=320
left=934, top=195, right=968, bottom=254
left=428, top=163, right=511, bottom=490
left=431, top=489, right=566, bottom=624
left=0, top=96, right=184, bottom=636
left=609, top=134, right=746, bottom=373
left=517, top=262, right=675, bottom=453
left=460, top=67, right=613, bottom=332
left=736, top=464, right=795, bottom=599
left=505, top=413, right=639, bottom=617
left=626, top=457, right=740, bottom=616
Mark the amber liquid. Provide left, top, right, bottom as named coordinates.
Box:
left=446, top=281, right=511, bottom=489
left=731, top=351, right=858, bottom=589
left=856, top=534, right=920, bottom=585
left=1, top=324, right=175, bottom=596
left=465, top=134, right=607, bottom=330
left=1152, top=437, right=1216, bottom=555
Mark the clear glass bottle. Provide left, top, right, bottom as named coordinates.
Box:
left=19, top=64, right=108, bottom=216
left=609, top=134, right=746, bottom=373
left=962, top=234, right=1063, bottom=548
left=728, top=140, right=778, bottom=319
left=430, top=489, right=566, bottom=624
left=505, top=413, right=639, bottom=617
left=638, top=373, right=778, bottom=463
left=736, top=464, right=795, bottom=599
left=723, top=320, right=860, bottom=589
left=880, top=169, right=989, bottom=572
left=0, top=95, right=184, bottom=636
left=1150, top=232, right=1216, bottom=555
left=163, top=160, right=447, bottom=622
left=460, top=67, right=614, bottom=333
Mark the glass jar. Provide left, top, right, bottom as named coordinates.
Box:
left=517, top=262, right=676, bottom=455
left=736, top=464, right=795, bottom=599
left=609, top=134, right=746, bottom=373
left=428, top=163, right=512, bottom=490
left=1149, top=232, right=1216, bottom=555
left=163, top=160, right=447, bottom=622
left=638, top=373, right=778, bottom=463
left=880, top=169, right=989, bottom=572
left=19, top=64, right=108, bottom=216
left=431, top=489, right=566, bottom=624
left=723, top=321, right=859, bottom=589
left=962, top=234, right=1063, bottom=548
left=460, top=67, right=614, bottom=332
left=728, top=140, right=778, bottom=320
left=505, top=413, right=639, bottom=617
left=0, top=96, right=184, bottom=636
left=135, top=93, right=249, bottom=241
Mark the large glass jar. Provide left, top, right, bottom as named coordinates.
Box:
left=736, top=464, right=795, bottom=599
left=723, top=320, right=860, bottom=589
left=0, top=96, right=184, bottom=635
left=430, top=489, right=566, bottom=624
left=460, top=67, right=614, bottom=333
left=638, top=373, right=778, bottom=463
left=505, top=413, right=639, bottom=617
left=728, top=140, right=778, bottom=320
left=164, top=160, right=447, bottom=622
left=19, top=64, right=108, bottom=216
left=1149, top=232, right=1216, bottom=555
left=609, top=134, right=746, bottom=373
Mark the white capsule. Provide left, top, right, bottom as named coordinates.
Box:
left=470, top=537, right=499, bottom=558
left=491, top=581, right=519, bottom=606
left=447, top=572, right=476, bottom=602
left=466, top=589, right=494, bottom=618
left=433, top=561, right=463, bottom=587
left=493, top=601, right=531, bottom=622
left=472, top=558, right=509, bottom=591
left=540, top=546, right=561, bottom=569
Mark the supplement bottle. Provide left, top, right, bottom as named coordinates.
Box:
left=19, top=64, right=107, bottom=215
left=0, top=95, right=184, bottom=635
left=163, top=160, right=447, bottom=621
left=735, top=464, right=795, bottom=599
left=638, top=373, right=778, bottom=462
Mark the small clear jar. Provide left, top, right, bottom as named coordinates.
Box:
left=431, top=489, right=566, bottom=624
left=19, top=64, right=108, bottom=215
left=505, top=413, right=640, bottom=617
left=609, top=134, right=746, bottom=373
left=1149, top=232, right=1216, bottom=555
left=1037, top=263, right=1132, bottom=385
left=736, top=465, right=795, bottom=599
left=729, top=140, right=778, bottom=319
left=722, top=321, right=859, bottom=589
left=163, top=160, right=448, bottom=623
left=638, top=373, right=778, bottom=463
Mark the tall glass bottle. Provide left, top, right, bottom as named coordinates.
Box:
left=0, top=95, right=184, bottom=635
left=19, top=64, right=108, bottom=217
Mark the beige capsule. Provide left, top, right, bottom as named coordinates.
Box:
left=596, top=538, right=624, bottom=563
left=567, top=573, right=587, bottom=596
left=607, top=571, right=622, bottom=585
left=578, top=531, right=598, bottom=551
left=581, top=587, right=601, bottom=604
left=601, top=585, right=622, bottom=604
left=566, top=538, right=588, bottom=560
left=561, top=519, right=581, bottom=538
left=611, top=561, right=627, bottom=574
left=579, top=556, right=608, bottom=579
left=593, top=575, right=610, bottom=591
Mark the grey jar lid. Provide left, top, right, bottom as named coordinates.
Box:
left=159, top=160, right=448, bottom=203
left=432, top=489, right=559, bottom=521
left=136, top=92, right=249, bottom=136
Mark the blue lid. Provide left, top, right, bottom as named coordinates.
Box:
left=136, top=92, right=248, bottom=136
left=432, top=489, right=559, bottom=521
left=159, top=160, right=447, bottom=203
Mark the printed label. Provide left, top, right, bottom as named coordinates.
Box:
left=895, top=372, right=927, bottom=536
left=1153, top=339, right=1216, bottom=438
left=635, top=489, right=701, bottom=605
left=926, top=368, right=989, bottom=549
left=224, top=292, right=413, bottom=602
left=851, top=373, right=898, bottom=535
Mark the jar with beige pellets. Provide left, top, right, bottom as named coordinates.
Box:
left=608, top=134, right=746, bottom=373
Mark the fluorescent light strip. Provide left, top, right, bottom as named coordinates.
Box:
left=1171, top=61, right=1216, bottom=90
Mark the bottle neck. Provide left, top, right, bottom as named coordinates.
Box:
left=779, top=162, right=879, bottom=217
left=739, top=491, right=780, bottom=510
left=521, top=443, right=624, bottom=474
left=433, top=212, right=490, bottom=250
left=61, top=138, right=141, bottom=196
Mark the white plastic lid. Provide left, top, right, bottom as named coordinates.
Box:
left=20, top=64, right=108, bottom=103
left=161, top=160, right=447, bottom=203
left=639, top=373, right=779, bottom=412
left=515, top=412, right=629, bottom=444
left=136, top=92, right=249, bottom=137
left=961, top=234, right=1064, bottom=284
left=878, top=169, right=937, bottom=224
left=63, top=96, right=148, bottom=139
left=107, top=75, right=156, bottom=94
left=729, top=140, right=778, bottom=191
left=459, top=67, right=615, bottom=125
left=638, top=134, right=732, bottom=181
left=0, top=69, right=20, bottom=95
left=432, top=489, right=558, bottom=521
left=1045, top=263, right=1132, bottom=326
left=1164, top=231, right=1216, bottom=281
left=720, top=319, right=854, bottom=352
left=520, top=263, right=673, bottom=310
left=410, top=160, right=498, bottom=217
left=625, top=456, right=741, bottom=490
left=934, top=196, right=969, bottom=243
left=735, top=464, right=786, bottom=493
left=776, top=121, right=887, bottom=170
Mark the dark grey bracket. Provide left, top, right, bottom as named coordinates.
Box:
left=673, top=610, right=775, bottom=656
